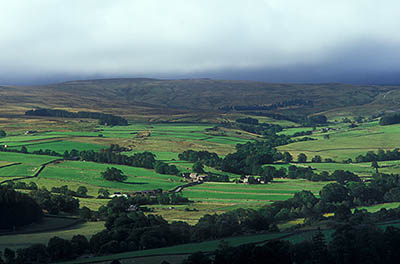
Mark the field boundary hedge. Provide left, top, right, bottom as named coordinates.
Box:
left=0, top=159, right=64, bottom=185
left=0, top=162, right=22, bottom=169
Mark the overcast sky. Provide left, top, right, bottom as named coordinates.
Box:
left=1, top=0, right=400, bottom=85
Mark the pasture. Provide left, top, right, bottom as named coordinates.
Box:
left=0, top=220, right=105, bottom=251
left=181, top=179, right=327, bottom=210
left=40, top=160, right=184, bottom=193
left=0, top=152, right=58, bottom=178
left=278, top=121, right=400, bottom=161
left=0, top=122, right=264, bottom=221
left=4, top=117, right=400, bottom=257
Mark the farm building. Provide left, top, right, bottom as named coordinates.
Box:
left=182, top=173, right=207, bottom=182
left=240, top=176, right=266, bottom=184
left=24, top=130, right=38, bottom=135
left=109, top=192, right=129, bottom=198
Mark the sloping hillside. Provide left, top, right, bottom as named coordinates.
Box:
left=0, top=78, right=399, bottom=119
left=48, top=79, right=393, bottom=110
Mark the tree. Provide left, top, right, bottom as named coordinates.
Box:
left=47, top=236, right=73, bottom=261
left=380, top=113, right=400, bottom=126
left=16, top=243, right=48, bottom=263
left=311, top=155, right=322, bottom=163
left=329, top=225, right=358, bottom=264
left=384, top=187, right=400, bottom=202
left=76, top=186, right=88, bottom=197
left=3, top=248, right=15, bottom=264
left=308, top=115, right=327, bottom=124
left=332, top=170, right=360, bottom=184
left=292, top=190, right=318, bottom=209
left=98, top=188, right=110, bottom=198
left=354, top=116, right=363, bottom=123
left=334, top=204, right=352, bottom=220
left=154, top=161, right=179, bottom=175
left=319, top=183, right=350, bottom=204
left=101, top=167, right=127, bottom=182
left=283, top=152, right=293, bottom=163
left=192, top=162, right=205, bottom=173
left=71, top=234, right=89, bottom=255
left=297, top=153, right=307, bottom=163
left=311, top=228, right=330, bottom=264
left=371, top=160, right=379, bottom=173
left=79, top=206, right=92, bottom=220
left=28, top=181, right=38, bottom=190
left=0, top=130, right=6, bottom=138
left=0, top=186, right=43, bottom=229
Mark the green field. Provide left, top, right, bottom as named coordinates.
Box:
left=3, top=78, right=400, bottom=262
left=0, top=135, right=65, bottom=143
left=278, top=127, right=314, bottom=136
left=181, top=179, right=327, bottom=209
left=306, top=162, right=375, bottom=176
left=8, top=140, right=106, bottom=153
left=0, top=220, right=105, bottom=251
left=278, top=121, right=400, bottom=161
left=355, top=202, right=400, bottom=213
left=4, top=117, right=400, bottom=259
left=0, top=152, right=58, bottom=178
left=40, top=160, right=184, bottom=193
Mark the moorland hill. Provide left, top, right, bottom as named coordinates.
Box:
left=1, top=78, right=400, bottom=120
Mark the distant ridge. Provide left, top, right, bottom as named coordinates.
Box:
left=1, top=78, right=400, bottom=118
left=61, top=77, right=161, bottom=84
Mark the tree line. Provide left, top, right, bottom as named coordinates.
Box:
left=0, top=186, right=42, bottom=229
left=181, top=224, right=400, bottom=264
left=1, top=184, right=83, bottom=219
left=355, top=149, right=400, bottom=163
left=218, top=99, right=314, bottom=111
left=379, top=112, right=400, bottom=126
left=221, top=116, right=322, bottom=137
left=178, top=149, right=338, bottom=183
left=179, top=139, right=289, bottom=177
left=6, top=207, right=400, bottom=263
left=25, top=108, right=128, bottom=126
left=0, top=144, right=180, bottom=176
left=69, top=148, right=178, bottom=175
left=30, top=187, right=80, bottom=215
left=5, top=169, right=400, bottom=262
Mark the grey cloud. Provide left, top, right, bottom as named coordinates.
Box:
left=0, top=0, right=399, bottom=84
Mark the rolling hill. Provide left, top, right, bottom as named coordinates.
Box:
left=1, top=78, right=400, bottom=121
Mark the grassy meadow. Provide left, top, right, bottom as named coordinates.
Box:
left=0, top=220, right=105, bottom=251
left=3, top=119, right=400, bottom=220
left=279, top=121, right=400, bottom=161
left=4, top=114, right=400, bottom=261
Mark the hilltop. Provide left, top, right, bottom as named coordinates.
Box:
left=1, top=78, right=400, bottom=121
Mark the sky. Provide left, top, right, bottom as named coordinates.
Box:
left=1, top=0, right=400, bottom=85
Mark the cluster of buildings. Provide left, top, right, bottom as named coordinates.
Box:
left=239, top=176, right=267, bottom=184
left=182, top=173, right=207, bottom=182
left=109, top=188, right=163, bottom=198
